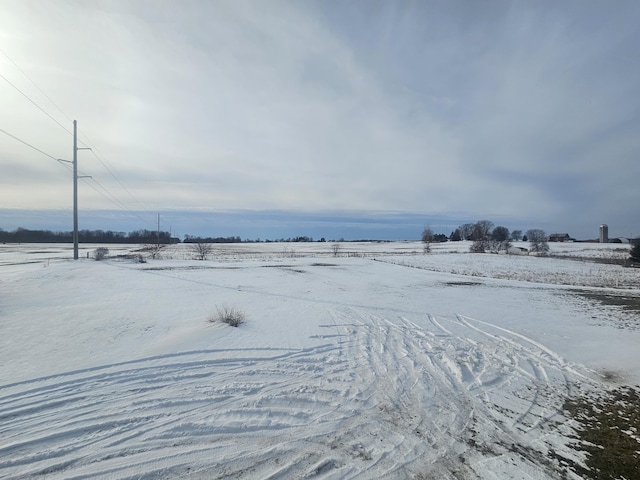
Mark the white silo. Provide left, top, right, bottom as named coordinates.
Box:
left=599, top=224, right=608, bottom=243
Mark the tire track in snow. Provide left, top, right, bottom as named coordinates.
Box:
left=0, top=311, right=592, bottom=479
left=0, top=345, right=345, bottom=478
left=321, top=309, right=594, bottom=478
left=452, top=314, right=583, bottom=432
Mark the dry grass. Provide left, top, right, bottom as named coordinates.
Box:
left=563, top=386, right=640, bottom=480
left=210, top=305, right=246, bottom=327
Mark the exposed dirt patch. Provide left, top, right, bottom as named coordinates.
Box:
left=561, top=289, right=640, bottom=330
left=443, top=281, right=483, bottom=287
left=574, top=290, right=640, bottom=313
left=563, top=386, right=640, bottom=480
left=597, top=369, right=627, bottom=384
left=282, top=268, right=306, bottom=274
left=550, top=254, right=628, bottom=267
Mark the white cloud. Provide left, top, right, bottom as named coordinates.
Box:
left=0, top=0, right=638, bottom=237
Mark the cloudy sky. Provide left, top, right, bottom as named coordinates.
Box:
left=1, top=0, right=639, bottom=240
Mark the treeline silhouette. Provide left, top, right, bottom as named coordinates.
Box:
left=1, top=229, right=371, bottom=244
left=0, top=228, right=175, bottom=244
left=182, top=235, right=317, bottom=243
left=183, top=235, right=242, bottom=244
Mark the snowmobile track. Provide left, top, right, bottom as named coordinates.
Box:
left=0, top=308, right=593, bottom=479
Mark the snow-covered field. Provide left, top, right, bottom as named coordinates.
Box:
left=1, top=241, right=638, bottom=479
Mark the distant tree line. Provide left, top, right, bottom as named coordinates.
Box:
left=0, top=228, right=326, bottom=245
left=0, top=228, right=174, bottom=244
left=422, top=220, right=549, bottom=254
left=183, top=235, right=242, bottom=244
left=183, top=235, right=320, bottom=243
left=447, top=221, right=523, bottom=243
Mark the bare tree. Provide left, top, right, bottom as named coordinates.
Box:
left=471, top=220, right=494, bottom=240
left=510, top=229, right=523, bottom=241
left=421, top=227, right=434, bottom=243
left=460, top=220, right=517, bottom=252
left=490, top=226, right=512, bottom=253
left=142, top=243, right=162, bottom=259
left=458, top=223, right=475, bottom=241
left=526, top=229, right=549, bottom=254
left=422, top=227, right=434, bottom=253
left=469, top=240, right=489, bottom=253
left=192, top=242, right=214, bottom=260
left=331, top=243, right=341, bottom=257
left=491, top=226, right=510, bottom=242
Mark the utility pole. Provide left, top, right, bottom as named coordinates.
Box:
left=73, top=120, right=78, bottom=259
left=58, top=121, right=82, bottom=259
left=157, top=213, right=160, bottom=253
left=64, top=120, right=91, bottom=260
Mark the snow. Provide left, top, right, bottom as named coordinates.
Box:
left=1, top=241, right=638, bottom=479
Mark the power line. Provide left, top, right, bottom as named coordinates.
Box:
left=1, top=51, right=157, bottom=230
left=80, top=135, right=149, bottom=210
left=83, top=178, right=158, bottom=225
left=88, top=176, right=142, bottom=215
left=58, top=155, right=153, bottom=225
left=0, top=126, right=59, bottom=161
left=0, top=125, right=149, bottom=224
left=0, top=71, right=73, bottom=136
left=0, top=47, right=74, bottom=124
left=1, top=49, right=149, bottom=214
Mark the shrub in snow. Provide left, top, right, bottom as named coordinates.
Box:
left=192, top=242, right=213, bottom=260
left=95, top=247, right=109, bottom=261
left=210, top=305, right=246, bottom=327
left=469, top=240, right=489, bottom=253
left=142, top=244, right=162, bottom=259
left=421, top=227, right=433, bottom=254
left=526, top=229, right=549, bottom=254
left=282, top=247, right=296, bottom=258
left=629, top=244, right=640, bottom=264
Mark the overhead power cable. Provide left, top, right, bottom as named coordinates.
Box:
left=1, top=49, right=154, bottom=227
left=0, top=47, right=74, bottom=124
left=58, top=159, right=152, bottom=224
left=82, top=178, right=158, bottom=225
left=0, top=126, right=148, bottom=223
left=55, top=159, right=152, bottom=224
left=87, top=176, right=141, bottom=214
left=80, top=135, right=149, bottom=211
left=0, top=126, right=59, bottom=161
left=0, top=72, right=73, bottom=136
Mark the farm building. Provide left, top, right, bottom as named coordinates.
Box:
left=549, top=233, right=572, bottom=242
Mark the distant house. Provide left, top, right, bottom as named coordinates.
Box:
left=549, top=233, right=572, bottom=242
